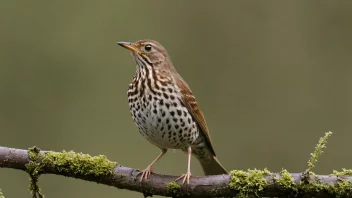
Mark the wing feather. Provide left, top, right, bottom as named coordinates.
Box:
left=175, top=75, right=216, bottom=156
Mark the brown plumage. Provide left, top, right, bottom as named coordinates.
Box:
left=117, top=39, right=227, bottom=184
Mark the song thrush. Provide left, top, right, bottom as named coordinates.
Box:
left=117, top=40, right=227, bottom=184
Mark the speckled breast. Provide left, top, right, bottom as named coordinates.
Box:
left=127, top=79, right=200, bottom=150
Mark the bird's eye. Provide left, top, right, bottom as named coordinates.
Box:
left=144, top=44, right=152, bottom=51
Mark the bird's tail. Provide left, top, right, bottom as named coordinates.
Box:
left=199, top=155, right=228, bottom=175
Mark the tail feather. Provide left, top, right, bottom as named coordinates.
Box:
left=199, top=156, right=228, bottom=175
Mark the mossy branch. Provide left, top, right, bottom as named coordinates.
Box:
left=0, top=132, right=352, bottom=197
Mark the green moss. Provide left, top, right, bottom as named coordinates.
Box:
left=296, top=171, right=352, bottom=197
left=229, top=169, right=351, bottom=197
left=0, top=189, right=5, bottom=198
left=229, top=169, right=270, bottom=197
left=333, top=169, right=352, bottom=176
left=307, top=131, right=332, bottom=171
left=26, top=146, right=44, bottom=198
left=327, top=179, right=352, bottom=197
left=276, top=169, right=297, bottom=196
left=167, top=181, right=181, bottom=196
left=25, top=147, right=117, bottom=197
left=41, top=151, right=118, bottom=177
left=297, top=176, right=322, bottom=197
left=28, top=146, right=40, bottom=161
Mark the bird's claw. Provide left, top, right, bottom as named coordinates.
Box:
left=136, top=166, right=153, bottom=183
left=175, top=172, right=191, bottom=185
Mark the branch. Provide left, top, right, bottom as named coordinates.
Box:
left=0, top=146, right=352, bottom=197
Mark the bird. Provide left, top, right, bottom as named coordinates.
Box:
left=117, top=39, right=227, bottom=184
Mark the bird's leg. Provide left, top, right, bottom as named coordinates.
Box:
left=138, top=149, right=167, bottom=183
left=176, top=146, right=192, bottom=185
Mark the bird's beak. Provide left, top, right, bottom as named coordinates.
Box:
left=117, top=42, right=140, bottom=54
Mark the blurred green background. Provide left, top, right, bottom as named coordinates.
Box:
left=1, top=1, right=352, bottom=197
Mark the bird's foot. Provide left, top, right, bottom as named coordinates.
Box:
left=175, top=172, right=191, bottom=185
left=136, top=166, right=153, bottom=183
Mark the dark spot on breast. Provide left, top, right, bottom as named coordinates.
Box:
left=175, top=125, right=179, bottom=129
left=159, top=99, right=164, bottom=105
left=165, top=103, right=170, bottom=109
left=173, top=118, right=178, bottom=122
left=183, top=111, right=187, bottom=117
left=192, top=124, right=195, bottom=128
left=161, top=126, right=164, bottom=131
left=148, top=95, right=152, bottom=100
left=170, top=95, right=175, bottom=100
left=157, top=92, right=162, bottom=96
left=168, top=125, right=172, bottom=130
left=179, top=129, right=183, bottom=134
left=142, top=97, right=146, bottom=103
left=158, top=118, right=161, bottom=122
left=188, top=118, right=191, bottom=124
left=154, top=97, right=158, bottom=100
left=173, top=102, right=177, bottom=107
left=161, top=111, right=166, bottom=117
left=163, top=93, right=169, bottom=99
left=173, top=132, right=176, bottom=136
left=168, top=88, right=173, bottom=93
left=153, top=109, right=157, bottom=114
left=170, top=111, right=175, bottom=116
left=166, top=118, right=170, bottom=124
left=177, top=109, right=182, bottom=116
left=161, top=87, right=166, bottom=92
left=180, top=121, right=185, bottom=127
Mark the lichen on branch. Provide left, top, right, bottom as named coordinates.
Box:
left=40, top=150, right=118, bottom=177
left=25, top=147, right=118, bottom=198
left=26, top=146, right=44, bottom=198
left=229, top=169, right=270, bottom=197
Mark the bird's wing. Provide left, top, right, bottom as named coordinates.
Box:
left=175, top=75, right=216, bottom=156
